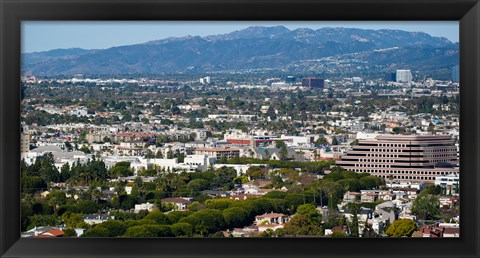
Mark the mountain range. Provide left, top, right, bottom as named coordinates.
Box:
left=22, top=26, right=458, bottom=76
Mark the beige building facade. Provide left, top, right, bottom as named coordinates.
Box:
left=336, top=135, right=459, bottom=183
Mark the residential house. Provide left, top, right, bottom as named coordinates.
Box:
left=161, top=197, right=192, bottom=211
left=134, top=202, right=156, bottom=213
left=230, top=226, right=259, bottom=237
left=22, top=226, right=64, bottom=238
left=443, top=227, right=460, bottom=237
left=82, top=215, right=115, bottom=225
left=229, top=194, right=258, bottom=201
left=361, top=192, right=378, bottom=203
left=34, top=229, right=64, bottom=238
left=343, top=191, right=361, bottom=203
left=255, top=212, right=288, bottom=228
left=375, top=201, right=399, bottom=223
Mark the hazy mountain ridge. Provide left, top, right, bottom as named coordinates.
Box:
left=22, top=26, right=458, bottom=76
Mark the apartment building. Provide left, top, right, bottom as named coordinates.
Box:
left=194, top=147, right=241, bottom=159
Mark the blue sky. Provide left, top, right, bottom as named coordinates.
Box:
left=22, top=21, right=459, bottom=53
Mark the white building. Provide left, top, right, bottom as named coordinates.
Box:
left=134, top=203, right=156, bottom=213
left=280, top=135, right=314, bottom=147
left=434, top=173, right=460, bottom=195
left=130, top=155, right=214, bottom=174
left=82, top=215, right=115, bottom=225
left=68, top=106, right=89, bottom=117
left=396, top=70, right=413, bottom=83
left=199, top=76, right=211, bottom=84
left=213, top=164, right=251, bottom=176
left=271, top=82, right=290, bottom=89
left=184, top=154, right=215, bottom=172
left=145, top=158, right=178, bottom=172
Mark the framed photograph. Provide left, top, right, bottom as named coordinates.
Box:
left=1, top=0, right=479, bottom=257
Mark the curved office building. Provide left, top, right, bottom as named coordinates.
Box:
left=336, top=135, right=459, bottom=183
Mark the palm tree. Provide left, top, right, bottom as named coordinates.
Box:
left=66, top=176, right=80, bottom=187
left=78, top=167, right=93, bottom=185
left=91, top=189, right=103, bottom=204
left=47, top=196, right=60, bottom=213
left=155, top=176, right=168, bottom=192
left=67, top=188, right=77, bottom=201
left=207, top=164, right=215, bottom=173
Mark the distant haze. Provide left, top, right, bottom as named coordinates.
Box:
left=22, top=21, right=458, bottom=53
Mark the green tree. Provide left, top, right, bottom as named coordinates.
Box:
left=79, top=145, right=92, bottom=154
left=123, top=225, right=173, bottom=237
left=45, top=190, right=68, bottom=214
left=278, top=142, right=289, bottom=161
left=27, top=214, right=61, bottom=230
left=219, top=155, right=228, bottom=164
left=78, top=131, right=88, bottom=143
left=144, top=210, right=170, bottom=225
left=145, top=149, right=155, bottom=159
left=347, top=203, right=360, bottom=237
left=167, top=148, right=174, bottom=159
left=386, top=219, right=418, bottom=237
left=222, top=207, right=248, bottom=228
left=233, top=175, right=249, bottom=185
left=424, top=185, right=443, bottom=195
left=315, top=136, right=329, bottom=146
left=76, top=200, right=99, bottom=214
left=37, top=153, right=60, bottom=182
left=61, top=212, right=86, bottom=228
left=245, top=166, right=268, bottom=180
left=359, top=175, right=384, bottom=189
left=60, top=163, right=72, bottom=181
left=171, top=222, right=193, bottom=237
left=204, top=198, right=234, bottom=210
left=282, top=204, right=323, bottom=236
left=166, top=211, right=193, bottom=224
left=155, top=150, right=164, bottom=158
left=94, top=220, right=128, bottom=237
left=63, top=228, right=77, bottom=237
left=187, top=179, right=210, bottom=193
left=109, top=162, right=133, bottom=178
left=82, top=226, right=111, bottom=237
left=179, top=209, right=226, bottom=233
left=211, top=167, right=237, bottom=190
left=331, top=231, right=348, bottom=237
left=21, top=176, right=47, bottom=194
left=412, top=192, right=440, bottom=220
left=331, top=136, right=339, bottom=146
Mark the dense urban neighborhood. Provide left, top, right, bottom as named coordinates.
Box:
left=20, top=67, right=460, bottom=238
left=19, top=25, right=460, bottom=238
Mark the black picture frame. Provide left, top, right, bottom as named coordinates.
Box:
left=1, top=0, right=479, bottom=257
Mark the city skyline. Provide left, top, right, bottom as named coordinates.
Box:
left=19, top=20, right=460, bottom=239
left=22, top=21, right=459, bottom=53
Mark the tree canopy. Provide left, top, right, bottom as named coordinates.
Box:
left=386, top=219, right=418, bottom=237
left=412, top=191, right=440, bottom=220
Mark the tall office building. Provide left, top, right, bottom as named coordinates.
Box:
left=396, top=70, right=413, bottom=83
left=301, top=78, right=324, bottom=88
left=451, top=65, right=459, bottom=83
left=384, top=72, right=396, bottom=82
left=336, top=135, right=459, bottom=183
